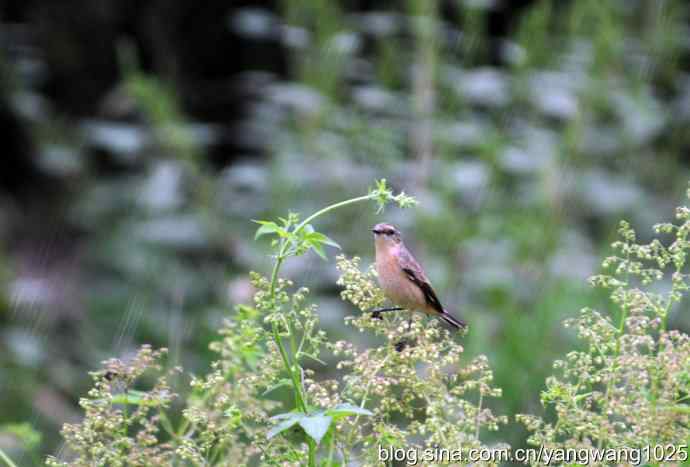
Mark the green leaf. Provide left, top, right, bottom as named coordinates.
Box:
left=270, top=411, right=302, bottom=421
left=309, top=241, right=328, bottom=260
left=304, top=231, right=341, bottom=249
left=235, top=304, right=259, bottom=320
left=325, top=403, right=373, bottom=420
left=252, top=220, right=277, bottom=239
left=313, top=233, right=339, bottom=249
left=267, top=416, right=302, bottom=440
left=320, top=235, right=341, bottom=249
left=302, top=229, right=340, bottom=260
left=298, top=413, right=332, bottom=445
left=262, top=378, right=293, bottom=396
left=299, top=352, right=326, bottom=365
left=111, top=389, right=150, bottom=406
left=251, top=220, right=273, bottom=226
left=224, top=406, right=241, bottom=418
left=224, top=405, right=243, bottom=428
left=0, top=423, right=42, bottom=452
left=672, top=405, right=690, bottom=414
left=252, top=220, right=288, bottom=239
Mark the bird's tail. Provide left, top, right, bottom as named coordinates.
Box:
left=439, top=310, right=467, bottom=331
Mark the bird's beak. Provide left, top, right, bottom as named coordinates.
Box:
left=371, top=229, right=379, bottom=234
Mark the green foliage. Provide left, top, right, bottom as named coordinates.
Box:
left=47, top=184, right=508, bottom=465
left=369, top=179, right=418, bottom=213
left=46, top=346, right=178, bottom=466
left=0, top=422, right=42, bottom=467
left=5, top=0, right=690, bottom=463
left=117, top=40, right=199, bottom=163
left=253, top=217, right=341, bottom=261
left=40, top=179, right=690, bottom=465
left=249, top=180, right=422, bottom=465
left=49, top=185, right=462, bottom=466
left=0, top=423, right=41, bottom=453
left=518, top=188, right=690, bottom=463
left=334, top=255, right=506, bottom=466
left=268, top=404, right=372, bottom=446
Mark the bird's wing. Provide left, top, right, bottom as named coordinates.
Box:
left=398, top=246, right=445, bottom=314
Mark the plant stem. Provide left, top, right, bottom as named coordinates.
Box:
left=307, top=439, right=317, bottom=467
left=263, top=191, right=381, bottom=462
left=0, top=449, right=17, bottom=467
left=269, top=254, right=285, bottom=300
left=598, top=248, right=632, bottom=450
left=269, top=193, right=374, bottom=297
left=343, top=354, right=391, bottom=458
left=295, top=194, right=374, bottom=235
left=326, top=432, right=336, bottom=466
left=270, top=194, right=374, bottom=418
left=273, top=320, right=307, bottom=412
left=475, top=392, right=484, bottom=440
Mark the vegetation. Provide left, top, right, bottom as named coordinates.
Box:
left=43, top=182, right=503, bottom=466
left=33, top=184, right=690, bottom=466
left=519, top=195, right=690, bottom=462
left=2, top=0, right=690, bottom=465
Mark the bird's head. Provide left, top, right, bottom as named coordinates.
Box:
left=372, top=223, right=402, bottom=247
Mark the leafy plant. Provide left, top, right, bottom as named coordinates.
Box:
left=46, top=346, right=178, bottom=466
left=518, top=187, right=690, bottom=464
left=48, top=180, right=496, bottom=467
left=333, top=255, right=506, bottom=466
left=244, top=178, right=416, bottom=465
left=0, top=422, right=41, bottom=467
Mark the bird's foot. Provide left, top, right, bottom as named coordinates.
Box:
left=394, top=338, right=417, bottom=352
left=369, top=307, right=404, bottom=320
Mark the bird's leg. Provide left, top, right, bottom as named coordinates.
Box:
left=386, top=313, right=415, bottom=352
left=369, top=306, right=404, bottom=320
left=396, top=316, right=420, bottom=352
left=369, top=307, right=413, bottom=352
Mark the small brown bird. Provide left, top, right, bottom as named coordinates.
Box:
left=372, top=223, right=467, bottom=330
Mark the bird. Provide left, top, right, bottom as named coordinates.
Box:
left=371, top=223, right=467, bottom=331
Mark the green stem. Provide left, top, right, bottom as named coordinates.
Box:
left=266, top=193, right=379, bottom=416
left=295, top=194, right=374, bottom=235
left=158, top=410, right=177, bottom=438
left=268, top=194, right=374, bottom=298
left=273, top=320, right=307, bottom=412
left=475, top=392, right=484, bottom=440
left=343, top=354, right=391, bottom=457
left=648, top=264, right=681, bottom=447
left=0, top=449, right=17, bottom=467
left=597, top=249, right=632, bottom=450
left=261, top=189, right=401, bottom=467
left=326, top=432, right=336, bottom=466
left=659, top=264, right=679, bottom=334
left=269, top=254, right=285, bottom=300
left=307, top=439, right=317, bottom=467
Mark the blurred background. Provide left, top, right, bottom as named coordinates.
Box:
left=1, top=0, right=690, bottom=463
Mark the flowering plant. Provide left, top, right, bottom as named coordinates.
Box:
left=518, top=188, right=690, bottom=464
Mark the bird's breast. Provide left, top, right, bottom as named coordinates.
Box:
left=375, top=249, right=424, bottom=310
